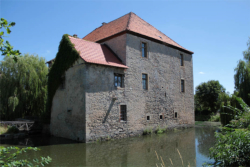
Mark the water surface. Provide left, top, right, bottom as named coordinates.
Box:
left=1, top=127, right=217, bottom=167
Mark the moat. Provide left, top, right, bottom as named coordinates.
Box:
left=1, top=127, right=217, bottom=167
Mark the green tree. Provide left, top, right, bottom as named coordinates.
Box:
left=234, top=39, right=250, bottom=105
left=195, top=80, right=225, bottom=114
left=0, top=18, right=21, bottom=61
left=0, top=54, right=48, bottom=120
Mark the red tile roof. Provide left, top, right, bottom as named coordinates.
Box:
left=83, top=12, right=193, bottom=54
left=68, top=36, right=128, bottom=68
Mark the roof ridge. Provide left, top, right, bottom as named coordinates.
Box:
left=130, top=13, right=184, bottom=48
left=69, top=35, right=100, bottom=45
left=82, top=12, right=131, bottom=39
left=126, top=12, right=132, bottom=30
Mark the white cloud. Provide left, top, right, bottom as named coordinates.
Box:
left=199, top=72, right=205, bottom=74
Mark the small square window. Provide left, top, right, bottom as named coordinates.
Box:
left=160, top=115, right=163, bottom=119
left=141, top=42, right=147, bottom=58
left=180, top=54, right=184, bottom=66
left=147, top=116, right=150, bottom=120
left=120, top=105, right=127, bottom=121
left=142, top=74, right=148, bottom=90
left=181, top=80, right=185, bottom=92
left=114, top=74, right=124, bottom=88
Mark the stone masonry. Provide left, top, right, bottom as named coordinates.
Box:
left=50, top=13, right=194, bottom=143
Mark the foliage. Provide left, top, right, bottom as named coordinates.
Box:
left=46, top=34, right=80, bottom=123
left=209, top=98, right=250, bottom=167
left=6, top=126, right=19, bottom=134
left=156, top=125, right=167, bottom=134
left=234, top=39, right=250, bottom=105
left=195, top=80, right=225, bottom=114
left=0, top=146, right=52, bottom=167
left=143, top=127, right=153, bottom=135
left=0, top=18, right=21, bottom=61
left=208, top=113, right=220, bottom=122
left=0, top=54, right=48, bottom=120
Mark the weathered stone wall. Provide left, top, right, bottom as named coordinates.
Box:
left=50, top=33, right=194, bottom=143
left=104, top=34, right=127, bottom=65
left=84, top=33, right=194, bottom=142
left=50, top=58, right=87, bottom=141
left=125, top=34, right=194, bottom=127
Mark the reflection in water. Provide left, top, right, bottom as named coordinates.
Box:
left=1, top=127, right=217, bottom=167
left=195, top=127, right=216, bottom=157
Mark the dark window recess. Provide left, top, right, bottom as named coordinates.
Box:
left=160, top=115, right=163, bottom=119
left=181, top=80, right=185, bottom=92
left=142, top=74, right=148, bottom=90
left=67, top=109, right=71, bottom=113
left=175, top=112, right=177, bottom=118
left=60, top=76, right=65, bottom=89
left=147, top=116, right=150, bottom=120
left=141, top=42, right=147, bottom=58
left=114, top=74, right=124, bottom=87
left=180, top=54, right=184, bottom=66
left=120, top=105, right=127, bottom=121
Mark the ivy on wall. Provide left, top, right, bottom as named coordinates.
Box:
left=46, top=34, right=80, bottom=122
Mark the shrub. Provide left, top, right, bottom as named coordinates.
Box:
left=208, top=113, right=220, bottom=122
left=209, top=97, right=250, bottom=166
left=209, top=128, right=250, bottom=167
left=6, top=126, right=19, bottom=134
left=0, top=146, right=52, bottom=166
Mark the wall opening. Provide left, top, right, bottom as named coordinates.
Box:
left=147, top=116, right=150, bottom=120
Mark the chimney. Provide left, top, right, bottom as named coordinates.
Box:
left=73, top=34, right=78, bottom=38
left=102, top=22, right=107, bottom=26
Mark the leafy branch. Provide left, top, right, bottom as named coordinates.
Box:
left=0, top=146, right=52, bottom=167
left=0, top=18, right=21, bottom=62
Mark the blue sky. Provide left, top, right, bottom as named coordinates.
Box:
left=1, top=0, right=250, bottom=94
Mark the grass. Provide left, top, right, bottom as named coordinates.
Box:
left=0, top=125, right=8, bottom=135
left=0, top=125, right=19, bottom=135
left=155, top=149, right=195, bottom=167
left=195, top=121, right=204, bottom=125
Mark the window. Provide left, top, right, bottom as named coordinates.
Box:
left=160, top=115, right=163, bottom=120
left=175, top=112, right=178, bottom=118
left=120, top=105, right=127, bottom=121
left=142, top=74, right=148, bottom=90
left=114, top=74, right=124, bottom=87
left=180, top=54, right=184, bottom=66
left=147, top=116, right=150, bottom=120
left=181, top=79, right=185, bottom=92
left=141, top=42, right=147, bottom=58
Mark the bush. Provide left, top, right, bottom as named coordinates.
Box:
left=209, top=129, right=250, bottom=167
left=6, top=126, right=19, bottom=134
left=208, top=113, right=220, bottom=122
left=0, top=146, right=52, bottom=166
left=209, top=97, right=250, bottom=166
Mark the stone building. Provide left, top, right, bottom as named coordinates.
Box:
left=50, top=12, right=194, bottom=142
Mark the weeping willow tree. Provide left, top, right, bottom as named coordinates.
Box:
left=234, top=39, right=250, bottom=106
left=0, top=54, right=48, bottom=120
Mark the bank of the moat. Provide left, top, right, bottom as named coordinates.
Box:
left=1, top=127, right=217, bottom=167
